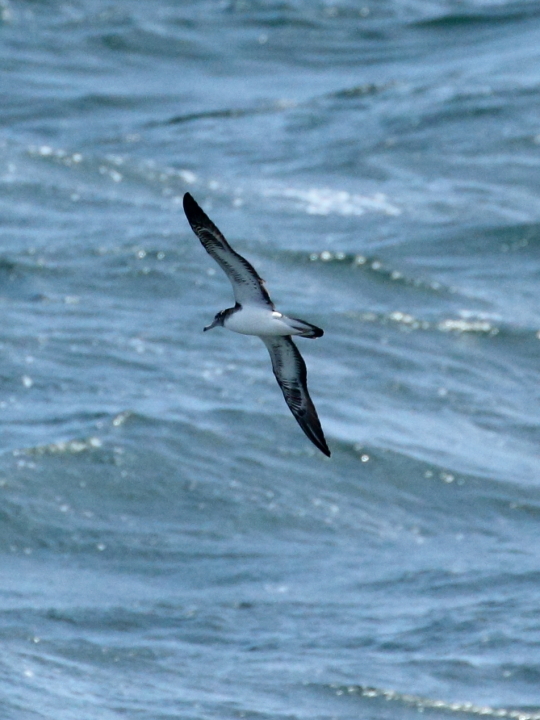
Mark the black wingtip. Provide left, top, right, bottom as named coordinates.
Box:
left=312, top=432, right=331, bottom=457
left=183, top=192, right=202, bottom=222
left=298, top=411, right=331, bottom=457
left=183, top=193, right=223, bottom=241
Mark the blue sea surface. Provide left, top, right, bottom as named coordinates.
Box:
left=1, top=1, right=540, bottom=718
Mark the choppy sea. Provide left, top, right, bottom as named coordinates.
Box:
left=1, top=1, right=540, bottom=718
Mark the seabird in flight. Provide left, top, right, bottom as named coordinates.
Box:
left=183, top=192, right=330, bottom=457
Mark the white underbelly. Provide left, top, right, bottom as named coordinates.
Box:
left=224, top=307, right=294, bottom=336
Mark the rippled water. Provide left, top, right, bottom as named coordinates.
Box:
left=1, top=1, right=540, bottom=718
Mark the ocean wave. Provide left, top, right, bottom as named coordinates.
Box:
left=322, top=683, right=540, bottom=720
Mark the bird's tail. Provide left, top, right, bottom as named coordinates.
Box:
left=285, top=317, right=324, bottom=338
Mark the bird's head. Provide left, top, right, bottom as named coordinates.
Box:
left=204, top=310, right=226, bottom=332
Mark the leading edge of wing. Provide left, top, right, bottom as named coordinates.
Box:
left=262, top=336, right=330, bottom=457
left=183, top=193, right=273, bottom=308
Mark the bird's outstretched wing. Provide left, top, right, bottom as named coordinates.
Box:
left=183, top=193, right=273, bottom=308
left=262, top=336, right=330, bottom=457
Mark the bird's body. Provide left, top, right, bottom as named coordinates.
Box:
left=183, top=192, right=330, bottom=457
left=224, top=307, right=290, bottom=336
left=224, top=306, right=321, bottom=338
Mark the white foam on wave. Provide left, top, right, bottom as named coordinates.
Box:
left=14, top=437, right=103, bottom=457
left=263, top=185, right=401, bottom=217
left=332, top=684, right=540, bottom=720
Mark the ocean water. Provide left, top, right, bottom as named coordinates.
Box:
left=1, top=0, right=540, bottom=718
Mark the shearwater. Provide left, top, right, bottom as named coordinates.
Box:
left=183, top=193, right=330, bottom=457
